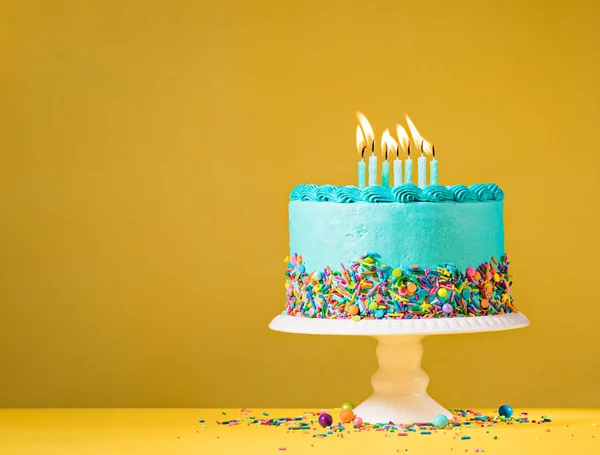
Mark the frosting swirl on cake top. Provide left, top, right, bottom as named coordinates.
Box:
left=290, top=183, right=504, bottom=203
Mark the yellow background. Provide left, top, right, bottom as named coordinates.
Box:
left=1, top=0, right=599, bottom=408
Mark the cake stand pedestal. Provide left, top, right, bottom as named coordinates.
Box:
left=269, top=312, right=529, bottom=424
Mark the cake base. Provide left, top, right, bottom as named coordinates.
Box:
left=269, top=312, right=529, bottom=423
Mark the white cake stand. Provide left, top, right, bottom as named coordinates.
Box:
left=269, top=312, right=529, bottom=424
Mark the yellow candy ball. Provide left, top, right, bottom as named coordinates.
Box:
left=392, top=268, right=402, bottom=278
left=437, top=288, right=449, bottom=298
left=493, top=273, right=500, bottom=282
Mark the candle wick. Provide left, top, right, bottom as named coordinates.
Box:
left=432, top=144, right=436, bottom=158
left=371, top=140, right=375, bottom=155
left=420, top=139, right=424, bottom=156
left=395, top=146, right=399, bottom=159
left=407, top=143, right=411, bottom=158
left=361, top=146, right=367, bottom=160
left=384, top=144, right=388, bottom=161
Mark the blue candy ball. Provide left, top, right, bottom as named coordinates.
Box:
left=433, top=414, right=449, bottom=429
left=374, top=309, right=386, bottom=319
left=498, top=404, right=513, bottom=418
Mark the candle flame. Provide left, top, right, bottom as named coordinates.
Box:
left=380, top=129, right=397, bottom=161
left=396, top=124, right=410, bottom=155
left=356, top=125, right=367, bottom=159
left=405, top=114, right=433, bottom=156
left=356, top=111, right=375, bottom=154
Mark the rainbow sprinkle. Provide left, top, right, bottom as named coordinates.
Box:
left=284, top=253, right=516, bottom=319
left=201, top=408, right=551, bottom=437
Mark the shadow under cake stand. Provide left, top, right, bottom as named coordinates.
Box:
left=269, top=312, right=529, bottom=424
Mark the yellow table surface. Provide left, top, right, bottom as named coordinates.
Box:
left=0, top=408, right=598, bottom=455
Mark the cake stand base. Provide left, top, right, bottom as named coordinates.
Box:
left=270, top=312, right=529, bottom=424
left=353, top=335, right=451, bottom=424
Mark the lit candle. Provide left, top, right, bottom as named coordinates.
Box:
left=404, top=148, right=413, bottom=184
left=430, top=145, right=438, bottom=185
left=418, top=141, right=427, bottom=189
left=396, top=125, right=410, bottom=186
left=357, top=112, right=376, bottom=186
left=380, top=129, right=396, bottom=187
left=369, top=153, right=377, bottom=186
left=356, top=125, right=367, bottom=190
left=393, top=153, right=402, bottom=186
left=406, top=114, right=434, bottom=188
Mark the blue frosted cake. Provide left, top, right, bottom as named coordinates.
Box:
left=283, top=183, right=517, bottom=320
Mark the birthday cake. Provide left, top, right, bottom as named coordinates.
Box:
left=282, top=114, right=518, bottom=320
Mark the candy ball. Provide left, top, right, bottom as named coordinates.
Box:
left=352, top=416, right=363, bottom=427
left=498, top=404, right=513, bottom=418
left=339, top=409, right=355, bottom=423
left=312, top=271, right=322, bottom=281
left=433, top=414, right=449, bottom=429
left=392, top=268, right=402, bottom=278
left=346, top=305, right=359, bottom=316
left=442, top=303, right=453, bottom=314
left=318, top=413, right=333, bottom=427
left=437, top=288, right=448, bottom=298
left=340, top=402, right=355, bottom=410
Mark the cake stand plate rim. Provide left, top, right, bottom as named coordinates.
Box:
left=269, top=312, right=529, bottom=336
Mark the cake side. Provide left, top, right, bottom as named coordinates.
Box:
left=289, top=200, right=504, bottom=272
left=284, top=252, right=516, bottom=319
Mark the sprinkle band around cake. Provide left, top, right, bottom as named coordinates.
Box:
left=284, top=253, right=516, bottom=320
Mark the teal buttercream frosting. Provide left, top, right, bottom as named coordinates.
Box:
left=449, top=184, right=479, bottom=202
left=487, top=183, right=505, bottom=201
left=289, top=200, right=505, bottom=271
left=289, top=183, right=504, bottom=203
left=290, top=183, right=317, bottom=201
left=362, top=185, right=396, bottom=203
left=423, top=184, right=454, bottom=202
left=314, top=184, right=337, bottom=201
left=334, top=186, right=362, bottom=203
left=469, top=183, right=494, bottom=201
left=391, top=183, right=432, bottom=202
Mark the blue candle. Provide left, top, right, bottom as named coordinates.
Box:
left=382, top=161, right=390, bottom=187
left=396, top=124, right=410, bottom=185
left=393, top=158, right=402, bottom=186
left=356, top=125, right=368, bottom=189
left=358, top=160, right=366, bottom=189
left=380, top=129, right=396, bottom=188
left=404, top=157, right=413, bottom=184
left=356, top=113, right=376, bottom=187
left=368, top=153, right=378, bottom=186
left=430, top=158, right=438, bottom=185
left=418, top=155, right=427, bottom=188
